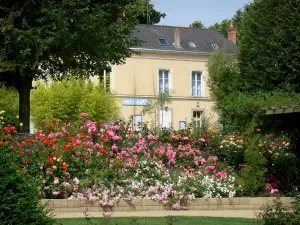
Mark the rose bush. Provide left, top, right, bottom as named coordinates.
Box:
left=0, top=112, right=298, bottom=209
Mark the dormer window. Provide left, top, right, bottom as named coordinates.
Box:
left=212, top=44, right=219, bottom=50
left=158, top=38, right=169, bottom=46
left=189, top=42, right=196, bottom=48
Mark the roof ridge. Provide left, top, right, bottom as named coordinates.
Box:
left=137, top=24, right=214, bottom=31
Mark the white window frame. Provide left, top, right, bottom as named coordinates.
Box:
left=132, top=115, right=142, bottom=131
left=159, top=108, right=173, bottom=128
left=192, top=110, right=203, bottom=129
left=191, top=71, right=203, bottom=97
left=158, top=68, right=172, bottom=94
left=179, top=121, right=186, bottom=130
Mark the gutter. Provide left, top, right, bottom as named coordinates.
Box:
left=130, top=47, right=236, bottom=56
left=130, top=47, right=214, bottom=56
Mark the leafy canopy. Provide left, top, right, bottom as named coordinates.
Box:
left=137, top=0, right=166, bottom=25
left=0, top=0, right=146, bottom=132
left=207, top=50, right=241, bottom=103
left=0, top=0, right=143, bottom=80
left=208, top=19, right=230, bottom=38
left=207, top=50, right=300, bottom=132
left=191, top=20, right=205, bottom=28
left=238, top=0, right=300, bottom=92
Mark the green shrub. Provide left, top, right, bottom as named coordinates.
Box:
left=238, top=135, right=267, bottom=196
left=220, top=91, right=300, bottom=133
left=255, top=196, right=300, bottom=225
left=0, top=142, right=54, bottom=225
left=0, top=86, right=19, bottom=128
left=31, top=79, right=119, bottom=127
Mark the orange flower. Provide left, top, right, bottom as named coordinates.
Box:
left=0, top=141, right=3, bottom=147
left=28, top=138, right=37, bottom=143
left=72, top=142, right=79, bottom=147
left=62, top=162, right=69, bottom=170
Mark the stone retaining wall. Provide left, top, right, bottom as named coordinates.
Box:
left=41, top=197, right=293, bottom=213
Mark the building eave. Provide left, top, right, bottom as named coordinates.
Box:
left=130, top=47, right=214, bottom=56
left=130, top=47, right=236, bottom=56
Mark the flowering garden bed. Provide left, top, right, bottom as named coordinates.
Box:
left=0, top=112, right=297, bottom=210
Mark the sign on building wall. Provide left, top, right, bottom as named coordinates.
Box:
left=122, top=98, right=152, bottom=106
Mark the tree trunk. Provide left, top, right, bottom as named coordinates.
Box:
left=16, top=75, right=33, bottom=133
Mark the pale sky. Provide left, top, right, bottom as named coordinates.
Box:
left=154, top=0, right=252, bottom=27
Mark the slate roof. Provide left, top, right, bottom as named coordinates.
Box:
left=131, top=24, right=239, bottom=54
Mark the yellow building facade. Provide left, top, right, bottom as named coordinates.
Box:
left=106, top=24, right=238, bottom=130
left=110, top=50, right=217, bottom=130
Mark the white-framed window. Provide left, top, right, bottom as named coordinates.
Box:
left=191, top=71, right=202, bottom=97
left=192, top=111, right=202, bottom=129
left=132, top=115, right=142, bottom=131
left=159, top=70, right=170, bottom=94
left=179, top=121, right=186, bottom=130
left=100, top=70, right=111, bottom=92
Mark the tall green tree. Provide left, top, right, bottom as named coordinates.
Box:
left=137, top=0, right=166, bottom=24
left=232, top=3, right=253, bottom=45
left=191, top=20, right=205, bottom=28
left=208, top=19, right=230, bottom=38
left=0, top=0, right=143, bottom=133
left=238, top=0, right=300, bottom=92
left=207, top=50, right=241, bottom=105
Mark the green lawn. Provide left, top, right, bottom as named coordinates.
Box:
left=56, top=216, right=259, bottom=225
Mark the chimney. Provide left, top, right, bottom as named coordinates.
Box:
left=227, top=21, right=237, bottom=44
left=174, top=27, right=181, bottom=48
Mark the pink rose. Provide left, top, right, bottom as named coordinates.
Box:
left=80, top=112, right=89, bottom=118
left=53, top=177, right=59, bottom=184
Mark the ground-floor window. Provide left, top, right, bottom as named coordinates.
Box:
left=132, top=115, right=142, bottom=131
left=100, top=70, right=111, bottom=92
left=179, top=121, right=186, bottom=130
left=159, top=109, right=172, bottom=128
left=192, top=111, right=203, bottom=129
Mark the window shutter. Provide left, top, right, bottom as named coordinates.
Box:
left=201, top=72, right=205, bottom=97
left=169, top=70, right=173, bottom=92
left=190, top=71, right=193, bottom=96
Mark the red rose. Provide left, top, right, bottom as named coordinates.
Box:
left=46, top=125, right=53, bottom=130
left=100, top=148, right=107, bottom=155
left=63, top=145, right=69, bottom=152
left=48, top=158, right=54, bottom=164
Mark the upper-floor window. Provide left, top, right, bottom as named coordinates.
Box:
left=159, top=70, right=170, bottom=94
left=192, top=71, right=202, bottom=97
